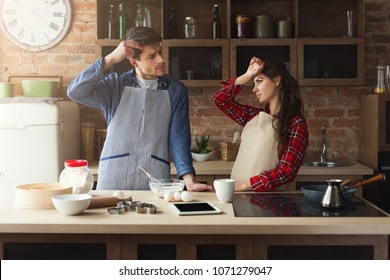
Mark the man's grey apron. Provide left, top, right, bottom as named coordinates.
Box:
left=231, top=112, right=279, bottom=183
left=97, top=86, right=171, bottom=190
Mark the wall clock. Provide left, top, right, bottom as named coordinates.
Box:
left=0, top=0, right=72, bottom=52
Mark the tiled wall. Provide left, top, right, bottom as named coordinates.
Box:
left=1, top=0, right=389, bottom=161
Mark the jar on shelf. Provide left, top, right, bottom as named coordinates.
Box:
left=277, top=18, right=293, bottom=38
left=59, top=159, right=94, bottom=194
left=235, top=15, right=252, bottom=38
left=184, top=17, right=197, bottom=39
left=255, top=14, right=274, bottom=38
left=374, top=61, right=387, bottom=94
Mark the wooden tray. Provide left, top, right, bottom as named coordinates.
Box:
left=7, top=75, right=63, bottom=97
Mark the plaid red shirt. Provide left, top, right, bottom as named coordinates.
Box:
left=212, top=78, right=309, bottom=192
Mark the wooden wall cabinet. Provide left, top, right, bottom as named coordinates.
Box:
left=95, top=0, right=365, bottom=87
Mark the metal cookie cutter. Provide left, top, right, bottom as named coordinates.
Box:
left=135, top=202, right=157, bottom=214
left=107, top=206, right=125, bottom=215
left=135, top=204, right=146, bottom=214
left=144, top=203, right=157, bottom=214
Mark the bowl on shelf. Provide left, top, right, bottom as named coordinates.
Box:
left=21, top=80, right=59, bottom=98
left=0, top=82, right=15, bottom=98
left=51, top=194, right=92, bottom=215
left=301, top=185, right=356, bottom=203
left=149, top=179, right=185, bottom=198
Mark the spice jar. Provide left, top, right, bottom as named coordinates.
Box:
left=235, top=15, right=252, bottom=38
left=374, top=62, right=387, bottom=94
left=184, top=17, right=197, bottom=39
left=277, top=18, right=292, bottom=38
left=59, top=159, right=94, bottom=194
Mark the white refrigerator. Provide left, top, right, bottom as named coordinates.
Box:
left=0, top=100, right=80, bottom=208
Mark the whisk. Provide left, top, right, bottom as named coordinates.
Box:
left=138, top=166, right=163, bottom=185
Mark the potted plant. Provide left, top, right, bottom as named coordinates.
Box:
left=191, top=133, right=214, bottom=161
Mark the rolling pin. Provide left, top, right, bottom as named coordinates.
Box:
left=88, top=196, right=132, bottom=209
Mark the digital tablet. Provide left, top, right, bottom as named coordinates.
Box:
left=169, top=202, right=222, bottom=216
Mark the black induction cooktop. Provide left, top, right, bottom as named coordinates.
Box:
left=232, top=193, right=389, bottom=217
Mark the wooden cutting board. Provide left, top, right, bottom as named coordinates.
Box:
left=7, top=75, right=63, bottom=97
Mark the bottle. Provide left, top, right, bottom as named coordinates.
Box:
left=59, top=159, right=94, bottom=194
left=168, top=7, right=177, bottom=39
left=374, top=61, right=387, bottom=94
left=107, top=4, right=115, bottom=39
left=184, top=17, right=197, bottom=39
left=212, top=4, right=221, bottom=39
left=143, top=6, right=152, bottom=28
left=118, top=2, right=126, bottom=39
left=134, top=3, right=144, bottom=27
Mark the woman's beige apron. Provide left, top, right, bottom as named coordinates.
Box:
left=231, top=112, right=279, bottom=182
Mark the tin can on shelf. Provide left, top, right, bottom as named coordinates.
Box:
left=235, top=15, right=252, bottom=38
left=255, top=14, right=274, bottom=38
left=277, top=18, right=293, bottom=38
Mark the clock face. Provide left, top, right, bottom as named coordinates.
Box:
left=0, top=0, right=72, bottom=52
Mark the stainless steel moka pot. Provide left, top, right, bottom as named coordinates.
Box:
left=322, top=179, right=345, bottom=209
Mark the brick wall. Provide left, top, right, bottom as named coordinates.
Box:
left=1, top=0, right=389, bottom=161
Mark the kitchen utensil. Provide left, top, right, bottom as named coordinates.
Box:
left=214, top=178, right=235, bottom=203
left=233, top=131, right=240, bottom=143
left=15, top=183, right=73, bottom=209
left=138, top=165, right=163, bottom=185
left=7, top=75, right=62, bottom=97
left=322, top=179, right=345, bottom=209
left=0, top=82, right=15, bottom=98
left=21, top=80, right=59, bottom=98
left=340, top=178, right=351, bottom=187
left=339, top=173, right=386, bottom=190
left=255, top=14, right=274, bottom=38
left=149, top=179, right=185, bottom=197
left=301, top=185, right=355, bottom=203
left=346, top=173, right=386, bottom=189
left=52, top=194, right=92, bottom=215
left=322, top=173, right=386, bottom=209
left=88, top=196, right=132, bottom=209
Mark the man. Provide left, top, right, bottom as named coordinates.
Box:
left=68, top=27, right=212, bottom=191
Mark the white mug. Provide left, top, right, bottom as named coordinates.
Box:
left=213, top=179, right=235, bottom=203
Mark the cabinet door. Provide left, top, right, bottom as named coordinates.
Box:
left=230, top=38, right=297, bottom=80
left=297, top=38, right=365, bottom=86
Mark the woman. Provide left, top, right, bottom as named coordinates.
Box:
left=212, top=57, right=309, bottom=191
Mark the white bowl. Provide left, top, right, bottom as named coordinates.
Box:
left=191, top=151, right=213, bottom=162
left=51, top=194, right=92, bottom=215
left=149, top=179, right=185, bottom=197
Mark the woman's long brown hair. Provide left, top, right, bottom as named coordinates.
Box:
left=261, top=60, right=304, bottom=155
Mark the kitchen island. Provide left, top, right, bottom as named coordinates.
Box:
left=0, top=190, right=389, bottom=260
left=90, top=160, right=374, bottom=191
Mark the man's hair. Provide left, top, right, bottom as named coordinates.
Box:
left=124, top=27, right=162, bottom=60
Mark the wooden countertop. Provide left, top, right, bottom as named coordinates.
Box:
left=1, top=191, right=389, bottom=236
left=89, top=160, right=374, bottom=176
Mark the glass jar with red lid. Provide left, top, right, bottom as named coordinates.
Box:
left=59, top=159, right=93, bottom=194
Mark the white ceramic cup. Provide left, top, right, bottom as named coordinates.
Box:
left=213, top=179, right=235, bottom=203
